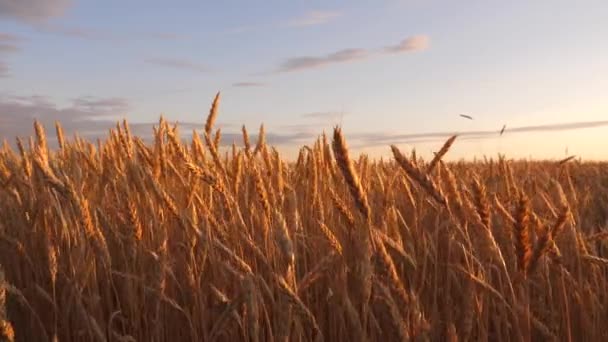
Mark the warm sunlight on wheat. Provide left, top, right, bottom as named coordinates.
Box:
left=1, top=94, right=607, bottom=342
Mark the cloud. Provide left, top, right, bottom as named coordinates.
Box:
left=0, top=62, right=8, bottom=77
left=232, top=82, right=265, bottom=88
left=224, top=25, right=260, bottom=35
left=0, top=94, right=315, bottom=149
left=0, top=43, right=20, bottom=53
left=144, top=58, right=208, bottom=72
left=0, top=32, right=23, bottom=77
left=272, top=123, right=326, bottom=136
left=37, top=24, right=188, bottom=42
left=0, top=33, right=21, bottom=42
left=0, top=33, right=22, bottom=54
left=0, top=0, right=72, bottom=23
left=384, top=35, right=429, bottom=53
left=0, top=94, right=132, bottom=143
left=225, top=10, right=342, bottom=35
left=0, top=95, right=214, bottom=146
left=500, top=121, right=608, bottom=134
left=300, top=111, right=345, bottom=121
left=143, top=32, right=189, bottom=41
left=6, top=94, right=606, bottom=154
left=190, top=131, right=313, bottom=147
left=40, top=25, right=108, bottom=39
left=352, top=120, right=608, bottom=147
left=275, top=35, right=429, bottom=73
left=278, top=48, right=369, bottom=72
left=72, top=97, right=130, bottom=113
left=285, top=10, right=342, bottom=27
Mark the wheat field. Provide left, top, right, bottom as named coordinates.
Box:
left=1, top=93, right=607, bottom=342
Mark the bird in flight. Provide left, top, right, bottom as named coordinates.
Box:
left=500, top=124, right=506, bottom=135
left=459, top=114, right=473, bottom=120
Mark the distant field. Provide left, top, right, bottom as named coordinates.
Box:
left=1, top=94, right=607, bottom=341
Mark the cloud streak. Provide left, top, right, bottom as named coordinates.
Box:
left=37, top=24, right=189, bottom=42
left=354, top=120, right=608, bottom=147
left=40, top=25, right=109, bottom=40
left=145, top=58, right=208, bottom=72
left=0, top=62, right=8, bottom=77
left=285, top=10, right=342, bottom=27
left=232, top=82, right=265, bottom=88
left=3, top=94, right=607, bottom=156
left=0, top=32, right=23, bottom=77
left=300, top=111, right=345, bottom=121
left=384, top=35, right=430, bottom=53
left=278, top=48, right=369, bottom=72
left=276, top=35, right=429, bottom=72
left=0, top=94, right=131, bottom=142
left=0, top=0, right=72, bottom=23
left=0, top=94, right=314, bottom=149
left=72, top=97, right=130, bottom=113
left=0, top=44, right=20, bottom=53
left=0, top=33, right=22, bottom=54
left=0, top=33, right=21, bottom=42
left=226, top=9, right=342, bottom=35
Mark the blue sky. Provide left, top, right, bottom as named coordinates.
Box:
left=1, top=0, right=607, bottom=159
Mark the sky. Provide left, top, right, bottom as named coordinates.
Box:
left=1, top=0, right=608, bottom=160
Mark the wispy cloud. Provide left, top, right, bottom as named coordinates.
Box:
left=0, top=62, right=8, bottom=77
left=278, top=48, right=369, bottom=72
left=501, top=121, right=608, bottom=134
left=0, top=33, right=21, bottom=42
left=0, top=32, right=24, bottom=77
left=0, top=33, right=22, bottom=53
left=0, top=94, right=132, bottom=142
left=224, top=25, right=260, bottom=35
left=354, top=120, right=608, bottom=147
left=5, top=93, right=606, bottom=154
left=276, top=35, right=429, bottom=73
left=384, top=35, right=430, bottom=53
left=300, top=111, right=345, bottom=120
left=143, top=32, right=189, bottom=41
left=0, top=93, right=313, bottom=148
left=285, top=10, right=342, bottom=27
left=225, top=9, right=342, bottom=35
left=72, top=96, right=130, bottom=113
left=196, top=131, right=313, bottom=147
left=1, top=2, right=182, bottom=43
left=38, top=24, right=188, bottom=42
left=144, top=58, right=208, bottom=72
left=0, top=44, right=20, bottom=53
left=0, top=0, right=72, bottom=23
left=40, top=25, right=108, bottom=39
left=232, top=82, right=265, bottom=88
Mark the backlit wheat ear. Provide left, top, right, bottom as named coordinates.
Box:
left=33, top=120, right=48, bottom=164
left=0, top=266, right=15, bottom=342
left=332, top=126, right=370, bottom=220
left=472, top=177, right=490, bottom=229
left=205, top=91, right=221, bottom=136
left=427, top=135, right=457, bottom=173
left=276, top=276, right=323, bottom=341
left=213, top=128, right=222, bottom=149
left=513, top=192, right=532, bottom=273
left=558, top=155, right=576, bottom=165
left=273, top=209, right=295, bottom=269
left=242, top=125, right=251, bottom=157
left=253, top=124, right=266, bottom=156
left=328, top=188, right=356, bottom=226
left=391, top=145, right=447, bottom=207
left=317, top=221, right=343, bottom=256
left=55, top=121, right=65, bottom=151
